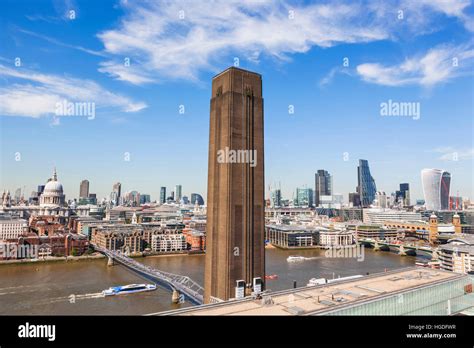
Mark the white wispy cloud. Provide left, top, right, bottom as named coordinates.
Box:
left=94, top=0, right=474, bottom=85
left=319, top=67, right=353, bottom=87
left=420, top=0, right=471, bottom=17
left=408, top=0, right=474, bottom=32
left=18, top=28, right=106, bottom=57
left=98, top=61, right=155, bottom=84
left=96, top=0, right=392, bottom=84
left=17, top=0, right=474, bottom=87
left=356, top=43, right=474, bottom=87
left=26, top=0, right=80, bottom=22
left=0, top=64, right=147, bottom=118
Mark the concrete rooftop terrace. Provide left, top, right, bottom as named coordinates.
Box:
left=154, top=267, right=466, bottom=316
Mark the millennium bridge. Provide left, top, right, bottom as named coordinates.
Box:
left=92, top=245, right=204, bottom=305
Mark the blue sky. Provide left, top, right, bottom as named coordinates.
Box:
left=0, top=0, right=473, bottom=203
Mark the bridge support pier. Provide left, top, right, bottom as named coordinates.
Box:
left=398, top=245, right=406, bottom=256
left=172, top=289, right=180, bottom=304
left=107, top=256, right=114, bottom=266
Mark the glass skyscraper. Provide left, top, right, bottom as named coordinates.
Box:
left=139, top=194, right=151, bottom=204
left=110, top=182, right=121, bottom=206
left=315, top=170, right=332, bottom=207
left=295, top=188, right=313, bottom=207
left=175, top=185, right=182, bottom=202
left=159, top=187, right=166, bottom=204
left=356, top=159, right=377, bottom=207
left=191, top=193, right=204, bottom=205
left=396, top=183, right=410, bottom=206
left=270, top=189, right=282, bottom=207
left=421, top=169, right=451, bottom=211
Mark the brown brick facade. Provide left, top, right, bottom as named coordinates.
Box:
left=204, top=67, right=265, bottom=302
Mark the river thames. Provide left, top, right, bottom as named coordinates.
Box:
left=0, top=248, right=428, bottom=315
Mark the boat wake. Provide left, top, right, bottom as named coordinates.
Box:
left=287, top=256, right=321, bottom=262
left=0, top=284, right=51, bottom=295
left=34, top=292, right=105, bottom=305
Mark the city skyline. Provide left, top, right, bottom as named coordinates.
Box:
left=1, top=0, right=473, bottom=202
left=0, top=163, right=470, bottom=206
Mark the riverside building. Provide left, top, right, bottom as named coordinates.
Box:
left=265, top=225, right=319, bottom=248
left=362, top=208, right=422, bottom=224
left=0, top=215, right=28, bottom=240
left=438, top=235, right=474, bottom=274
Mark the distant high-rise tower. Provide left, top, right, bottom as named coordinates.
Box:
left=175, top=185, right=182, bottom=202
left=295, top=187, right=313, bottom=207
left=396, top=183, right=410, bottom=206
left=37, top=185, right=45, bottom=196
left=14, top=187, right=21, bottom=202
left=113, top=182, right=121, bottom=197
left=270, top=189, right=282, bottom=208
left=204, top=67, right=265, bottom=303
left=79, top=180, right=89, bottom=199
left=349, top=192, right=361, bottom=207
left=315, top=170, right=332, bottom=207
left=159, top=187, right=166, bottom=204
left=140, top=194, right=151, bottom=204
left=357, top=159, right=377, bottom=207
left=190, top=193, right=204, bottom=206
left=111, top=182, right=121, bottom=206
left=374, top=191, right=388, bottom=208
left=421, top=169, right=451, bottom=211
